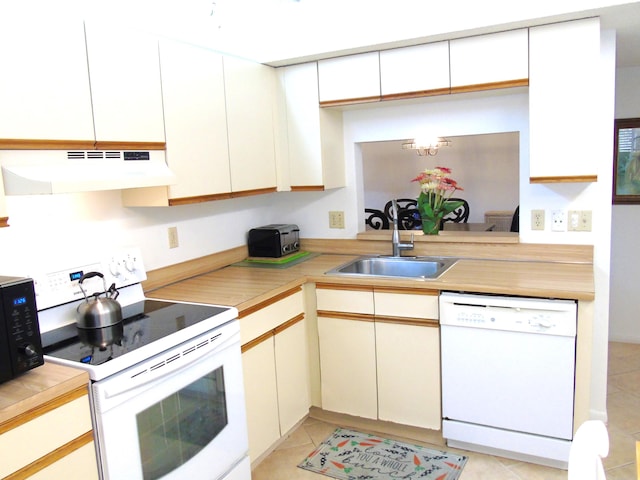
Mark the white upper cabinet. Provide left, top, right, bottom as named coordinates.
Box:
left=318, top=52, right=381, bottom=104
left=159, top=40, right=231, bottom=200
left=529, top=18, right=601, bottom=181
left=223, top=56, right=277, bottom=193
left=379, top=42, right=450, bottom=97
left=0, top=18, right=94, bottom=143
left=85, top=22, right=165, bottom=144
left=450, top=29, right=529, bottom=90
left=279, top=63, right=345, bottom=190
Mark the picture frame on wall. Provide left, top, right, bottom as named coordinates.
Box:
left=613, top=118, right=640, bottom=204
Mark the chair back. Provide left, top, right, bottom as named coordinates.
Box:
left=442, top=198, right=470, bottom=224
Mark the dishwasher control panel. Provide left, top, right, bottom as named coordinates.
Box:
left=439, top=292, right=577, bottom=336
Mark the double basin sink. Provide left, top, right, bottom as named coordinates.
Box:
left=326, top=255, right=458, bottom=281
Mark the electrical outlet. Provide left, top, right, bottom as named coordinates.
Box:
left=329, top=211, right=345, bottom=229
left=551, top=210, right=566, bottom=232
left=531, top=209, right=545, bottom=230
left=168, top=226, right=179, bottom=248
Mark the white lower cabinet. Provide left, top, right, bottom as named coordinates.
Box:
left=376, top=320, right=441, bottom=429
left=317, top=314, right=378, bottom=419
left=242, top=336, right=281, bottom=462
left=316, top=284, right=441, bottom=430
left=240, top=287, right=310, bottom=463
left=0, top=386, right=98, bottom=479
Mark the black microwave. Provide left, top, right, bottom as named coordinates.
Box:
left=0, top=276, right=44, bottom=384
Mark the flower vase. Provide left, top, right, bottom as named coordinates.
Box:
left=421, top=216, right=440, bottom=235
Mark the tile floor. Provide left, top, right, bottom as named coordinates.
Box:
left=251, top=342, right=640, bottom=479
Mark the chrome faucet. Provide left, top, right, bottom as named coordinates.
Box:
left=391, top=199, right=414, bottom=257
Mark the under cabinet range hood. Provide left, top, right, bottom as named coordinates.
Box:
left=0, top=150, right=176, bottom=195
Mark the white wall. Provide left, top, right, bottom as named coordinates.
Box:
left=610, top=66, right=640, bottom=342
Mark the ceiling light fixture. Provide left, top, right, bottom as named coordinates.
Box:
left=402, top=137, right=451, bottom=156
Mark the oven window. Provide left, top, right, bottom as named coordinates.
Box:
left=136, top=366, right=228, bottom=480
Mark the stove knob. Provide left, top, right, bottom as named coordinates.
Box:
left=124, top=257, right=136, bottom=272
left=109, top=261, right=121, bottom=277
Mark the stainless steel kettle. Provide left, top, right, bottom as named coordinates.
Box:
left=76, top=272, right=123, bottom=329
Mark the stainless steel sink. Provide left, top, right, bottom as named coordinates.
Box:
left=326, top=256, right=457, bottom=280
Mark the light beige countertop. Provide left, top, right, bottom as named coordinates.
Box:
left=148, top=253, right=595, bottom=313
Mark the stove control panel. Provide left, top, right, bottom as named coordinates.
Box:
left=30, top=247, right=146, bottom=311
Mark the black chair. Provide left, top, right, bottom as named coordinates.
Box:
left=383, top=199, right=420, bottom=230
left=365, top=208, right=389, bottom=230
left=442, top=198, right=470, bottom=224
left=510, top=206, right=520, bottom=232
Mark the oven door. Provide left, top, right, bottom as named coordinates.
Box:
left=91, top=320, right=248, bottom=480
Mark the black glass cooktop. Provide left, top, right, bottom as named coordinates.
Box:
left=41, top=299, right=229, bottom=367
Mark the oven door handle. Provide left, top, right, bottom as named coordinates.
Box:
left=101, top=334, right=236, bottom=400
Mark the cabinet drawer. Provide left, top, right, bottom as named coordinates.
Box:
left=374, top=289, right=438, bottom=320
left=0, top=395, right=92, bottom=478
left=316, top=285, right=374, bottom=315
left=29, top=441, right=99, bottom=480
left=240, top=288, right=304, bottom=344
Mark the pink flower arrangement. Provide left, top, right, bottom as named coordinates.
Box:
left=412, top=167, right=464, bottom=234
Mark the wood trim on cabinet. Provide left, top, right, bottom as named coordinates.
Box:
left=449, top=78, right=529, bottom=94
left=0, top=384, right=89, bottom=434
left=373, top=286, right=439, bottom=296
left=241, top=312, right=305, bottom=352
left=168, top=192, right=233, bottom=206
left=290, top=185, right=326, bottom=192
left=0, top=139, right=168, bottom=151
left=530, top=175, right=598, bottom=184
left=317, top=310, right=375, bottom=322
left=241, top=330, right=274, bottom=353
left=0, top=139, right=95, bottom=150
left=374, top=315, right=439, bottom=327
left=319, top=95, right=381, bottom=108
left=0, top=217, right=8, bottom=228
left=316, top=283, right=373, bottom=293
left=4, top=430, right=94, bottom=480
left=239, top=286, right=303, bottom=318
left=380, top=87, right=451, bottom=102
left=229, top=187, right=278, bottom=198
left=94, top=141, right=166, bottom=150
left=274, top=313, right=305, bottom=335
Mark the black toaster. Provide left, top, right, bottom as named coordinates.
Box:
left=248, top=224, right=300, bottom=258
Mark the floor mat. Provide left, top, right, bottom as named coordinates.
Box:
left=298, top=427, right=467, bottom=480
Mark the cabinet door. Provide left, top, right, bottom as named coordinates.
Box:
left=241, top=337, right=280, bottom=462
left=274, top=317, right=311, bottom=433
left=281, top=63, right=322, bottom=187
left=224, top=56, right=277, bottom=193
left=529, top=18, right=600, bottom=181
left=0, top=17, right=94, bottom=142
left=376, top=321, right=441, bottom=429
left=85, top=22, right=165, bottom=143
left=318, top=52, right=381, bottom=104
left=159, top=40, right=231, bottom=199
left=450, top=29, right=528, bottom=91
left=280, top=63, right=346, bottom=190
left=317, top=315, right=377, bottom=419
left=380, top=42, right=450, bottom=97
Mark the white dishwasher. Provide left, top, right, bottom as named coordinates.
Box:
left=439, top=292, right=577, bottom=469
